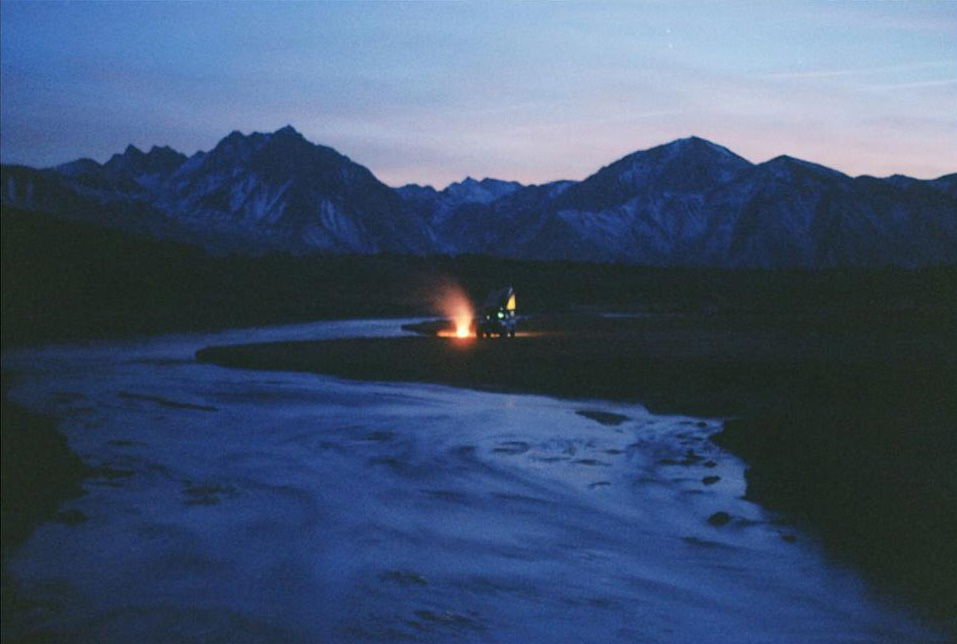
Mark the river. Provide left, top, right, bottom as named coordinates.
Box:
left=1, top=319, right=946, bottom=643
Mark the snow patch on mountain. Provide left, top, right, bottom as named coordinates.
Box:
left=3, top=128, right=955, bottom=267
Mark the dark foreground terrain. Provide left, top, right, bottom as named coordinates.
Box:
left=1, top=382, right=88, bottom=637
left=4, top=206, right=957, bottom=623
left=1, top=385, right=86, bottom=552
left=198, top=313, right=957, bottom=620
left=4, top=206, right=955, bottom=347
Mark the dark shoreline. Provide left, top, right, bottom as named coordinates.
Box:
left=1, top=382, right=88, bottom=641
left=197, top=314, right=956, bottom=621
left=1, top=386, right=87, bottom=553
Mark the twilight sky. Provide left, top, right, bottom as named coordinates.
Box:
left=1, top=1, right=955, bottom=187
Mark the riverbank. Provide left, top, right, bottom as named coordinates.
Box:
left=1, top=384, right=86, bottom=552
left=1, top=381, right=88, bottom=642
left=197, top=313, right=956, bottom=620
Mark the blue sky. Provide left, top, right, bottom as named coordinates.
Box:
left=1, top=1, right=954, bottom=187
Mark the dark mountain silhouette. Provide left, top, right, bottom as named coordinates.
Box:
left=2, top=127, right=954, bottom=267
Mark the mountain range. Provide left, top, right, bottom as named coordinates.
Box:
left=2, top=126, right=955, bottom=267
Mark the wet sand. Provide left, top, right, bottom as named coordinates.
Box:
left=197, top=314, right=957, bottom=620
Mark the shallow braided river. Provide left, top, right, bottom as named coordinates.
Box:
left=2, top=319, right=947, bottom=643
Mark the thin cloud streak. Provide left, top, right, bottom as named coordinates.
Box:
left=867, top=79, right=957, bottom=91
left=1, top=1, right=954, bottom=183
left=762, top=60, right=954, bottom=80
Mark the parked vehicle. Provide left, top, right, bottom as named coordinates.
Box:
left=476, top=286, right=516, bottom=338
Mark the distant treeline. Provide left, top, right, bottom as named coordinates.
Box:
left=3, top=207, right=956, bottom=346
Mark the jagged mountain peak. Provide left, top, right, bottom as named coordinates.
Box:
left=144, top=145, right=188, bottom=167
left=216, top=125, right=304, bottom=144
left=205, top=126, right=334, bottom=167
left=51, top=143, right=187, bottom=184
left=9, top=128, right=954, bottom=267
left=273, top=124, right=304, bottom=139
left=454, top=176, right=507, bottom=186
left=175, top=127, right=378, bottom=194
left=123, top=144, right=146, bottom=157
left=445, top=176, right=521, bottom=190
left=441, top=176, right=524, bottom=205
left=103, top=144, right=145, bottom=169
left=102, top=142, right=187, bottom=182
left=106, top=142, right=186, bottom=164
left=148, top=125, right=437, bottom=254
left=212, top=129, right=261, bottom=155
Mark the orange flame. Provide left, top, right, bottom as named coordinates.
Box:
left=432, top=279, right=474, bottom=339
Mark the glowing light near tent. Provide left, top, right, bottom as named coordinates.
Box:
left=433, top=279, right=474, bottom=339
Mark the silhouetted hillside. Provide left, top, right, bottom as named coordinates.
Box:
left=3, top=207, right=955, bottom=347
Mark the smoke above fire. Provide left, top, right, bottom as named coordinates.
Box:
left=430, top=278, right=474, bottom=338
